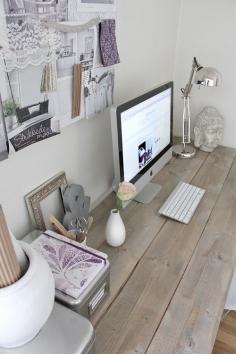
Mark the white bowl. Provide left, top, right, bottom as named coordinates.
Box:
left=0, top=242, right=55, bottom=348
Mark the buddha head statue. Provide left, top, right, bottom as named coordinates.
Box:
left=193, top=106, right=224, bottom=152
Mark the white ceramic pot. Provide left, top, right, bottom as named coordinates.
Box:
left=9, top=229, right=28, bottom=275
left=0, top=242, right=55, bottom=348
left=105, top=209, right=126, bottom=247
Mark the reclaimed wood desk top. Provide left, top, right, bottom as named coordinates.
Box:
left=87, top=146, right=236, bottom=354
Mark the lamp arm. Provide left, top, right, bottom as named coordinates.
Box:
left=181, top=57, right=200, bottom=98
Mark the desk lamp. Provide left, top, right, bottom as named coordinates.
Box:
left=173, top=57, right=221, bottom=158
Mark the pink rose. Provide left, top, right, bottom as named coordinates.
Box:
left=117, top=182, right=137, bottom=201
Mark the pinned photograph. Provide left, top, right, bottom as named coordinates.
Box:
left=0, top=96, right=9, bottom=162
left=81, top=0, right=114, bottom=3
left=3, top=0, right=25, bottom=14
left=71, top=0, right=116, bottom=12
left=57, top=33, right=76, bottom=79
left=7, top=100, right=60, bottom=152
left=4, top=0, right=68, bottom=21
left=84, top=67, right=114, bottom=118
left=1, top=66, right=61, bottom=154
left=56, top=27, right=95, bottom=79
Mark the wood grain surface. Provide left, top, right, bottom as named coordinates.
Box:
left=213, top=311, right=236, bottom=354
left=87, top=146, right=236, bottom=354
left=146, top=147, right=236, bottom=354
left=90, top=150, right=207, bottom=326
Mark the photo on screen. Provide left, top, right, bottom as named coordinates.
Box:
left=138, top=139, right=153, bottom=169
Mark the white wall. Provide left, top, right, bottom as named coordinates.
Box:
left=0, top=0, right=182, bottom=238
left=0, top=114, right=114, bottom=238
left=173, top=0, right=236, bottom=148
left=115, top=0, right=182, bottom=103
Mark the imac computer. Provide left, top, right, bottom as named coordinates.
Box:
left=111, top=81, right=173, bottom=204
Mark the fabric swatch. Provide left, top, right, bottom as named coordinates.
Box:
left=99, top=19, right=120, bottom=67
left=72, top=63, right=82, bottom=118
left=40, top=63, right=57, bottom=93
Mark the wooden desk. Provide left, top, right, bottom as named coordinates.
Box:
left=87, top=146, right=236, bottom=354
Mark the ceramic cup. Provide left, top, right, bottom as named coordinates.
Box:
left=0, top=242, right=55, bottom=348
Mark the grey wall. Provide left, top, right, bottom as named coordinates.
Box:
left=0, top=0, right=182, bottom=238
left=173, top=0, right=236, bottom=148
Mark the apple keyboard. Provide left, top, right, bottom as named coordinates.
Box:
left=159, top=182, right=205, bottom=224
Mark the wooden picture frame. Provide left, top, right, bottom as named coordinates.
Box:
left=25, top=172, right=67, bottom=231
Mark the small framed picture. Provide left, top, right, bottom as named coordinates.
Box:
left=25, top=172, right=67, bottom=231
left=76, top=0, right=116, bottom=12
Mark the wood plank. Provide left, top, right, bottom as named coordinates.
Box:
left=88, top=151, right=207, bottom=250
left=213, top=312, right=236, bottom=354
left=90, top=151, right=207, bottom=325
left=95, top=146, right=236, bottom=354
left=147, top=150, right=236, bottom=354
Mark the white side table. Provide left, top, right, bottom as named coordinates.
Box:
left=0, top=303, right=95, bottom=354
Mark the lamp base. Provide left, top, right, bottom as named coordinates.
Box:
left=172, top=143, right=196, bottom=159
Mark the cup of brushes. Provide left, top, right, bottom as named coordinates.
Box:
left=0, top=205, right=55, bottom=348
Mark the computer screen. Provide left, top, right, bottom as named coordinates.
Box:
left=117, top=82, right=173, bottom=184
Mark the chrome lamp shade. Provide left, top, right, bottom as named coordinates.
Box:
left=173, top=57, right=221, bottom=159
left=195, top=66, right=221, bottom=87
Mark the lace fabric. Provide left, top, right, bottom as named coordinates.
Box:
left=0, top=14, right=61, bottom=72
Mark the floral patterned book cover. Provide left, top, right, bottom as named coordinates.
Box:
left=32, top=231, right=107, bottom=299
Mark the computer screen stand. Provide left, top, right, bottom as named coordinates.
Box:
left=135, top=182, right=162, bottom=204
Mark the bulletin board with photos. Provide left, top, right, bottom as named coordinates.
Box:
left=0, top=0, right=119, bottom=161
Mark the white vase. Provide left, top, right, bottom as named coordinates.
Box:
left=105, top=209, right=126, bottom=247
left=0, top=242, right=55, bottom=348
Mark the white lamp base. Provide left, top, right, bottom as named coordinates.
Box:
left=172, top=144, right=196, bottom=159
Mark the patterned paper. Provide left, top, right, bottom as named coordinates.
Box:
left=99, top=19, right=120, bottom=67
left=32, top=232, right=106, bottom=299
